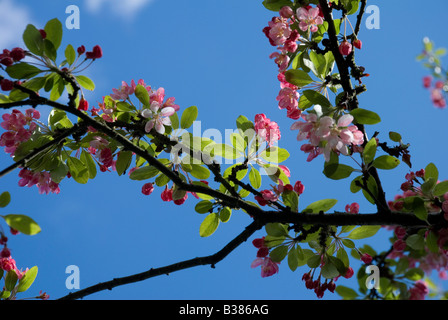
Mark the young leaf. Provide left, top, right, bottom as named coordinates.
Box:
left=115, top=151, right=133, bottom=176
left=44, top=18, right=63, bottom=51
left=195, top=200, right=213, bottom=214
left=75, top=75, right=95, bottom=91
left=180, top=106, right=198, bottom=129
left=17, top=266, right=38, bottom=292
left=303, top=199, right=338, bottom=214
left=259, top=147, right=290, bottom=163
left=347, top=226, right=381, bottom=240
left=284, top=69, right=314, bottom=87
left=5, top=63, right=42, bottom=79
left=373, top=155, right=400, bottom=170
left=65, top=44, right=76, bottom=66
left=67, top=156, right=89, bottom=184
left=350, top=108, right=381, bottom=125
left=0, top=192, right=11, bottom=208
left=363, top=138, right=377, bottom=164
left=129, top=165, right=160, bottom=180
left=249, top=167, right=262, bottom=189
left=269, top=245, right=288, bottom=263
left=2, top=214, right=41, bottom=235
left=199, top=213, right=220, bottom=237
left=23, top=24, right=44, bottom=56
left=219, top=207, right=232, bottom=223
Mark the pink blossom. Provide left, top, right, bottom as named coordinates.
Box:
left=254, top=114, right=281, bottom=146
left=141, top=102, right=176, bottom=135
left=251, top=257, right=280, bottom=278
left=267, top=17, right=292, bottom=46
left=0, top=257, right=16, bottom=272
left=409, top=281, right=429, bottom=300
left=294, top=181, right=305, bottom=195
left=296, top=7, right=324, bottom=33
left=270, top=51, right=290, bottom=72
left=110, top=80, right=136, bottom=101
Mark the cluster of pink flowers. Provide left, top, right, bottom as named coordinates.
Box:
left=408, top=281, right=429, bottom=300
left=18, top=168, right=60, bottom=194
left=263, top=6, right=324, bottom=122
left=423, top=76, right=447, bottom=108
left=109, top=79, right=179, bottom=135
left=290, top=113, right=364, bottom=162
left=0, top=109, right=40, bottom=157
left=250, top=237, right=280, bottom=278
left=0, top=230, right=49, bottom=300
left=254, top=180, right=304, bottom=207
left=88, top=136, right=116, bottom=172
left=254, top=114, right=281, bottom=147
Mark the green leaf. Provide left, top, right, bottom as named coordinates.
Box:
left=219, top=207, right=232, bottom=223
left=389, top=132, right=402, bottom=143
left=17, top=266, right=38, bottom=292
left=80, top=150, right=97, bottom=180
left=115, top=151, right=133, bottom=176
left=284, top=69, right=314, bottom=87
left=195, top=200, right=213, bottom=214
left=236, top=115, right=255, bottom=141
left=230, top=133, right=246, bottom=154
left=363, top=138, right=377, bottom=164
left=287, top=246, right=300, bottom=271
left=259, top=147, right=289, bottom=163
left=336, top=247, right=350, bottom=267
left=262, top=0, right=293, bottom=11
left=67, top=156, right=89, bottom=184
left=300, top=90, right=332, bottom=110
left=5, top=63, right=42, bottom=79
left=22, top=24, right=44, bottom=56
left=406, top=234, right=425, bottom=250
left=75, top=75, right=95, bottom=91
left=199, top=213, right=220, bottom=237
left=5, top=270, right=18, bottom=292
left=269, top=245, right=288, bottom=263
left=434, top=181, right=448, bottom=197
left=134, top=84, right=150, bottom=106
left=350, top=108, right=381, bottom=125
left=249, top=167, right=262, bottom=189
left=404, top=268, right=425, bottom=281
left=43, top=39, right=57, bottom=61
left=307, top=254, right=322, bottom=268
left=265, top=223, right=289, bottom=237
left=323, top=163, right=355, bottom=180
left=170, top=112, right=179, bottom=130
left=44, top=18, right=63, bottom=51
left=212, top=144, right=242, bottom=160
left=321, top=261, right=340, bottom=279
left=347, top=226, right=381, bottom=240
left=0, top=192, right=11, bottom=208
left=129, top=165, right=160, bottom=180
left=189, top=164, right=210, bottom=180
left=65, top=44, right=76, bottom=65
left=180, top=106, right=198, bottom=129
left=426, top=231, right=440, bottom=254
left=303, top=199, right=338, bottom=214
left=2, top=214, right=41, bottom=235
left=373, top=155, right=400, bottom=170
left=336, top=285, right=359, bottom=300
left=282, top=189, right=299, bottom=212
left=425, top=163, right=439, bottom=182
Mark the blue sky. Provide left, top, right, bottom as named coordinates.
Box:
left=1, top=0, right=448, bottom=300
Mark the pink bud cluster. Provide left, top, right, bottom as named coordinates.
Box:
left=290, top=113, right=364, bottom=162
left=423, top=76, right=446, bottom=109
left=88, top=136, right=116, bottom=172
left=0, top=109, right=40, bottom=156
left=302, top=271, right=336, bottom=299
left=254, top=180, right=304, bottom=207
left=0, top=47, right=26, bottom=67
left=250, top=237, right=280, bottom=278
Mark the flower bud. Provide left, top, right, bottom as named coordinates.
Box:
left=279, top=6, right=294, bottom=19
left=10, top=47, right=26, bottom=61
left=86, top=45, right=103, bottom=59
left=141, top=182, right=154, bottom=196
left=353, top=39, right=362, bottom=50
left=77, top=45, right=86, bottom=55
left=360, top=253, right=373, bottom=264
left=0, top=79, right=14, bottom=91
left=339, top=40, right=352, bottom=56
left=78, top=97, right=89, bottom=111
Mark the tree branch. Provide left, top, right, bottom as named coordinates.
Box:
left=58, top=220, right=263, bottom=300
